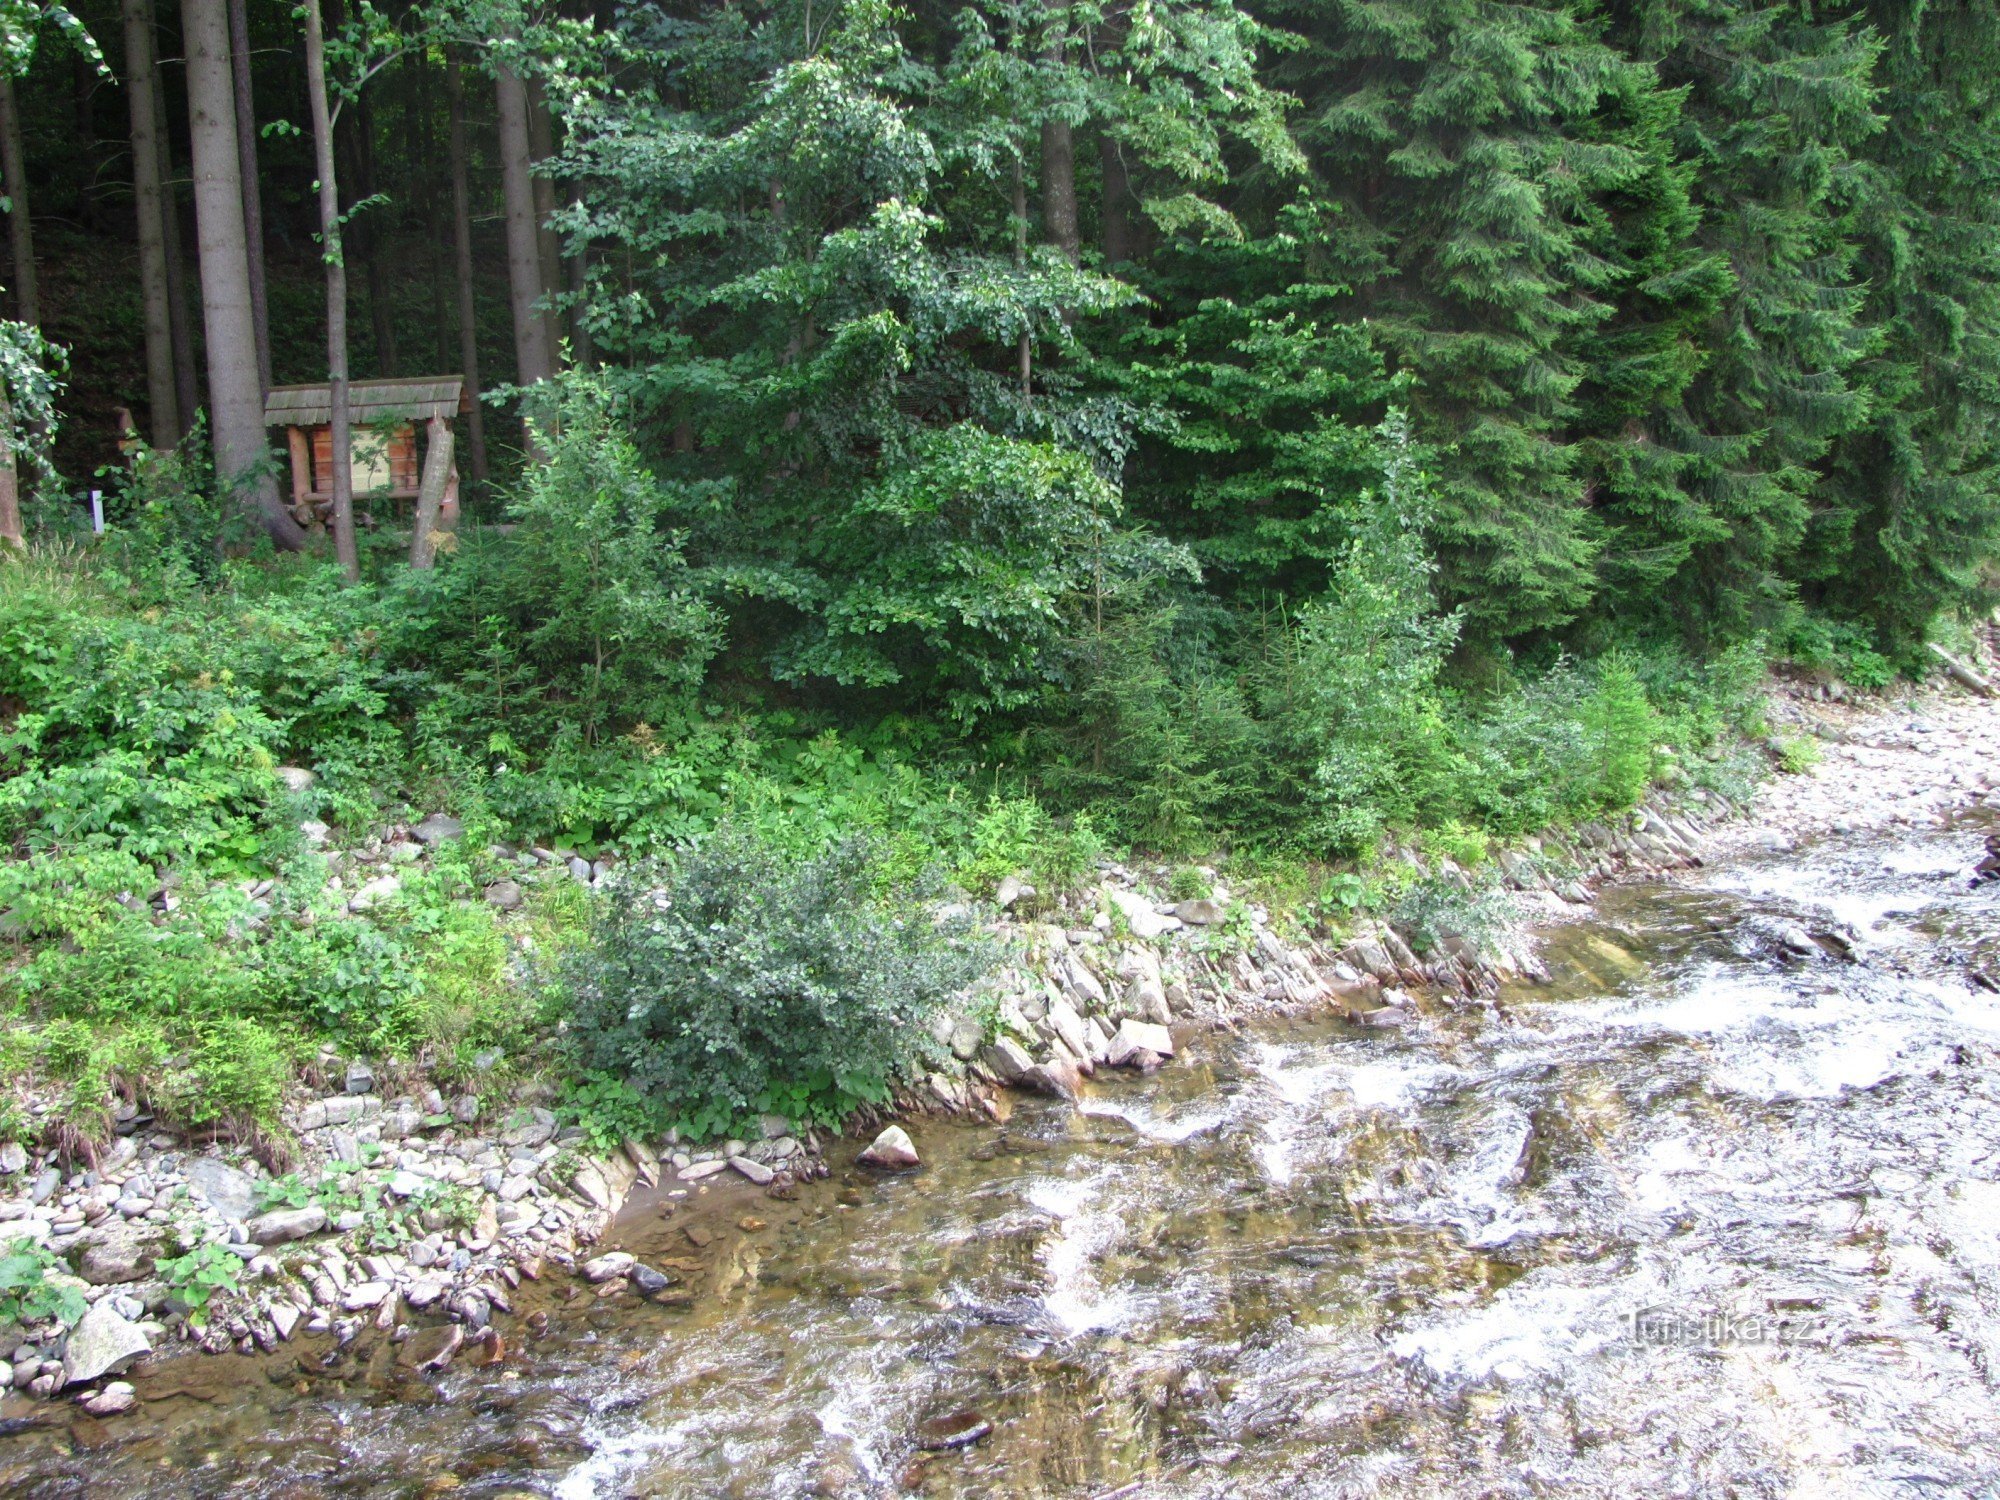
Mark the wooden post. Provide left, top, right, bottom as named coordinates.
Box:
left=409, top=413, right=457, bottom=569
left=286, top=424, right=312, bottom=516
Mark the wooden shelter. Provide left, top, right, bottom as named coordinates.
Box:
left=263, top=377, right=468, bottom=533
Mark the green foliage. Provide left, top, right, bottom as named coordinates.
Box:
left=0, top=1238, right=85, bottom=1331
left=561, top=829, right=994, bottom=1137
left=156, top=1240, right=242, bottom=1324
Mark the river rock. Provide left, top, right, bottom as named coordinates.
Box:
left=1171, top=898, right=1227, bottom=926
left=948, top=1017, right=984, bottom=1061
left=981, top=1037, right=1035, bottom=1084
left=80, top=1230, right=162, bottom=1285
left=248, top=1205, right=327, bottom=1245
left=915, top=1410, right=994, bottom=1451
left=1106, top=888, right=1181, bottom=940
left=501, top=1107, right=557, bottom=1149
left=1021, top=1058, right=1083, bottom=1102
left=274, top=766, right=315, bottom=795
left=0, top=1141, right=25, bottom=1175
left=1107, top=1019, right=1174, bottom=1067
left=678, top=1159, right=728, bottom=1182
left=729, top=1155, right=775, bottom=1185
left=484, top=878, right=524, bottom=911
left=62, top=1304, right=151, bottom=1386
left=582, top=1252, right=635, bottom=1283
left=858, top=1126, right=920, bottom=1171
left=80, top=1380, right=137, bottom=1416
left=341, top=1281, right=391, bottom=1311
left=995, top=875, right=1036, bottom=909
left=401, top=1324, right=464, bottom=1372
left=184, top=1158, right=257, bottom=1222
left=412, top=813, right=465, bottom=846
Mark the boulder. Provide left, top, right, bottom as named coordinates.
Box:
left=483, top=879, right=524, bottom=912
left=947, top=1017, right=984, bottom=1062
left=995, top=875, right=1036, bottom=909
left=501, top=1107, right=557, bottom=1149
left=1105, top=887, right=1182, bottom=940
left=80, top=1230, right=163, bottom=1286
left=1021, top=1057, right=1083, bottom=1102
left=980, top=1037, right=1035, bottom=1084
left=61, top=1303, right=151, bottom=1386
left=1171, top=898, right=1227, bottom=926
left=247, top=1205, right=327, bottom=1245
left=274, top=766, right=316, bottom=795
left=1107, top=1019, right=1175, bottom=1067
left=411, top=813, right=466, bottom=847
left=400, top=1324, right=464, bottom=1372
left=184, top=1159, right=257, bottom=1223
left=0, top=1140, right=26, bottom=1175
left=858, top=1126, right=920, bottom=1171
left=581, top=1252, right=635, bottom=1283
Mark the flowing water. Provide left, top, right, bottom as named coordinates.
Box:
left=8, top=813, right=2000, bottom=1499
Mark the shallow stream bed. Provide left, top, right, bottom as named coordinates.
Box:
left=6, top=812, right=2000, bottom=1498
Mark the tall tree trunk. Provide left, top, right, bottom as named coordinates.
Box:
left=181, top=0, right=302, bottom=546
left=1013, top=150, right=1031, bottom=398
left=0, top=71, right=40, bottom=328
left=122, top=0, right=181, bottom=444
left=1100, top=132, right=1132, bottom=265
left=153, top=54, right=201, bottom=437
left=226, top=0, right=271, bottom=394
left=303, top=0, right=354, bottom=581
left=495, top=58, right=552, bottom=395
left=445, top=51, right=487, bottom=487
left=525, top=76, right=563, bottom=355
left=1041, top=114, right=1079, bottom=264
left=566, top=193, right=590, bottom=367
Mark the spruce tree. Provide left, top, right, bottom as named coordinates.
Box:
left=1614, top=0, right=1883, bottom=635
left=1818, top=0, right=2000, bottom=650
left=1258, top=0, right=1655, bottom=641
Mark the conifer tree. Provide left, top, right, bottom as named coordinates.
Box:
left=1261, top=0, right=1653, bottom=640
left=1818, top=0, right=2000, bottom=648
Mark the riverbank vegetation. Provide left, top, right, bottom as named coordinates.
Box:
left=1, top=0, right=1997, bottom=1158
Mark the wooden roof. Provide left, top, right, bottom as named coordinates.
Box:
left=265, top=376, right=468, bottom=427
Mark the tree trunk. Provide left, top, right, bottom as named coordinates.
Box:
left=445, top=51, right=488, bottom=487
left=153, top=55, right=202, bottom=438
left=303, top=0, right=355, bottom=579
left=525, top=76, right=563, bottom=354
left=1100, top=132, right=1132, bottom=265
left=181, top=0, right=302, bottom=546
left=1041, top=119, right=1079, bottom=264
left=408, top=413, right=454, bottom=569
left=121, top=0, right=181, bottom=444
left=495, top=58, right=553, bottom=393
left=566, top=193, right=590, bottom=367
left=0, top=395, right=20, bottom=549
left=1013, top=151, right=1031, bottom=398
left=0, top=71, right=40, bottom=328
left=413, top=51, right=450, bottom=371
left=303, top=0, right=354, bottom=581
left=226, top=0, right=271, bottom=394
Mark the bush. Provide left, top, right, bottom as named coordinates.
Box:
left=561, top=828, right=992, bottom=1138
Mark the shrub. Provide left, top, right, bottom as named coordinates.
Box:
left=561, top=828, right=993, bottom=1138
left=0, top=1238, right=86, bottom=1330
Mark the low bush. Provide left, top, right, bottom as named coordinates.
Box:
left=561, top=828, right=993, bottom=1138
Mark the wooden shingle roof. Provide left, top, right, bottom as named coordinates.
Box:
left=264, top=376, right=468, bottom=427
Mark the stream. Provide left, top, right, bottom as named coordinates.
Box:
left=6, top=809, right=2000, bottom=1498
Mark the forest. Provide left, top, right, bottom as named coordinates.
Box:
left=0, top=0, right=1995, bottom=1145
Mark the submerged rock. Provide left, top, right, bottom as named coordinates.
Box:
left=915, top=1410, right=993, bottom=1451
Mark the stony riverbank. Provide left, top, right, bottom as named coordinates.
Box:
left=4, top=670, right=1997, bottom=1416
